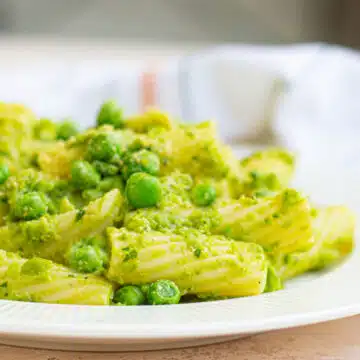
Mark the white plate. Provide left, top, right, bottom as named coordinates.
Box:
left=0, top=147, right=358, bottom=352
left=0, top=257, right=359, bottom=352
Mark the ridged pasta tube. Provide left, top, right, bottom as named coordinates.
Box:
left=0, top=250, right=113, bottom=305
left=277, top=206, right=355, bottom=280
left=0, top=103, right=36, bottom=172
left=107, top=228, right=268, bottom=297
left=213, top=189, right=314, bottom=254
left=147, top=121, right=245, bottom=185
left=240, top=149, right=295, bottom=193
left=125, top=108, right=173, bottom=132
left=0, top=189, right=123, bottom=264
left=125, top=189, right=314, bottom=255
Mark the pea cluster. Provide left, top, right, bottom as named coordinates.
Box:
left=4, top=98, right=217, bottom=225
left=3, top=100, right=218, bottom=307
left=34, top=118, right=79, bottom=141
left=70, top=108, right=163, bottom=209
left=2, top=170, right=69, bottom=222
left=113, top=280, right=181, bottom=306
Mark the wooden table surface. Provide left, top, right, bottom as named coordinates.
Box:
left=1, top=315, right=359, bottom=360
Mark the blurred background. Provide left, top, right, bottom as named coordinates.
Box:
left=0, top=0, right=358, bottom=206
left=0, top=0, right=358, bottom=48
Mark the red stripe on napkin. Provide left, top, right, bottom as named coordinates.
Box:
left=141, top=70, right=156, bottom=111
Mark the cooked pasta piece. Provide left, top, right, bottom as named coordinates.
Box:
left=107, top=228, right=268, bottom=297
left=125, top=108, right=173, bottom=132
left=0, top=250, right=113, bottom=305
left=213, top=189, right=314, bottom=254
left=0, top=189, right=123, bottom=264
left=146, top=121, right=245, bottom=185
left=276, top=206, right=355, bottom=280
left=0, top=103, right=36, bottom=172
left=125, top=188, right=313, bottom=255
left=240, top=148, right=295, bottom=194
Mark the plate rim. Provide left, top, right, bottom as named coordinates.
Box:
left=0, top=254, right=358, bottom=342
left=0, top=303, right=359, bottom=341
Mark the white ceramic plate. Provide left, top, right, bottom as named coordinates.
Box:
left=0, top=257, right=359, bottom=352
left=0, top=147, right=358, bottom=352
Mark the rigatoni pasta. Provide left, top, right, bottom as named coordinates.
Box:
left=0, top=250, right=113, bottom=305
left=0, top=189, right=123, bottom=264
left=276, top=206, right=355, bottom=280
left=107, top=228, right=268, bottom=297
left=0, top=101, right=353, bottom=306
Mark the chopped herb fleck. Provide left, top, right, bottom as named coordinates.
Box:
left=194, top=248, right=202, bottom=258
left=75, top=208, right=86, bottom=222
left=123, top=247, right=138, bottom=262
left=264, top=217, right=272, bottom=225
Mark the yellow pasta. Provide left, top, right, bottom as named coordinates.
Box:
left=0, top=101, right=352, bottom=306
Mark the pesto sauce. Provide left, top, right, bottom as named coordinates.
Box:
left=21, top=216, right=57, bottom=248
left=0, top=101, right=348, bottom=306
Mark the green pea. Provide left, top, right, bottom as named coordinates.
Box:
left=113, top=285, right=145, bottom=306
left=71, top=160, right=101, bottom=190
left=0, top=163, right=10, bottom=185
left=147, top=280, right=181, bottom=305
left=125, top=173, right=162, bottom=209
left=56, top=120, right=79, bottom=141
left=98, top=176, right=124, bottom=193
left=87, top=133, right=120, bottom=162
left=97, top=100, right=124, bottom=129
left=12, top=191, right=48, bottom=221
left=122, top=150, right=160, bottom=180
left=191, top=183, right=216, bottom=207
left=92, top=160, right=119, bottom=177
left=67, top=241, right=108, bottom=274
left=34, top=119, right=57, bottom=141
